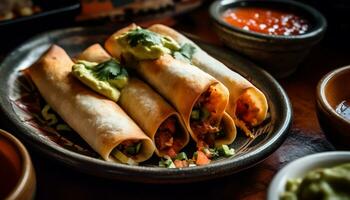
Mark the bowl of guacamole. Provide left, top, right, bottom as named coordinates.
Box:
left=268, top=151, right=350, bottom=200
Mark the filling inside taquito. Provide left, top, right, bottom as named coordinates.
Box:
left=147, top=24, right=269, bottom=137
left=116, top=31, right=231, bottom=148
left=115, top=27, right=231, bottom=146
left=189, top=85, right=234, bottom=166
left=190, top=85, right=227, bottom=148
left=26, top=45, right=155, bottom=165
left=154, top=117, right=184, bottom=158
left=72, top=47, right=189, bottom=160
left=235, top=91, right=261, bottom=129
left=106, top=26, right=236, bottom=166
left=112, top=140, right=143, bottom=165
left=39, top=102, right=150, bottom=165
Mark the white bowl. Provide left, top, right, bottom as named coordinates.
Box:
left=267, top=151, right=350, bottom=200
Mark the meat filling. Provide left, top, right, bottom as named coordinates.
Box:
left=190, top=85, right=225, bottom=148
left=155, top=117, right=183, bottom=158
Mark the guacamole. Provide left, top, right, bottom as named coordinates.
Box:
left=281, top=163, right=350, bottom=200
left=72, top=59, right=128, bottom=102
left=116, top=27, right=180, bottom=60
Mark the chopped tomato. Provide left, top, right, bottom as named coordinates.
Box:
left=155, top=117, right=176, bottom=150
left=196, top=151, right=211, bottom=166
left=197, top=140, right=207, bottom=149
left=174, top=160, right=189, bottom=168
left=155, top=131, right=172, bottom=150
left=155, top=117, right=183, bottom=157
left=166, top=148, right=177, bottom=159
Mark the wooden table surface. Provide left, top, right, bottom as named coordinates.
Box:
left=1, top=4, right=347, bottom=200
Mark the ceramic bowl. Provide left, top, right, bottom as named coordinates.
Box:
left=0, top=129, right=36, bottom=200
left=267, top=151, right=350, bottom=200
left=316, top=65, right=350, bottom=149
left=210, top=0, right=327, bottom=78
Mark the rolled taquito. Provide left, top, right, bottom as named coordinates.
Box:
left=148, top=24, right=269, bottom=136
left=76, top=44, right=190, bottom=157
left=105, top=25, right=236, bottom=148
left=26, top=45, right=154, bottom=163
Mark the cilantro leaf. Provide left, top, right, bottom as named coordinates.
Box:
left=173, top=43, right=196, bottom=63
left=180, top=43, right=196, bottom=60
left=92, top=59, right=123, bottom=81
left=126, top=28, right=163, bottom=47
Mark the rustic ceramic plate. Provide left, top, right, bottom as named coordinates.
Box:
left=0, top=27, right=292, bottom=183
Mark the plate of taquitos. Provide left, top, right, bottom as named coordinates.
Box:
left=0, top=25, right=292, bottom=183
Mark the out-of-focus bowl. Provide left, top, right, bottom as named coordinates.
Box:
left=0, top=0, right=80, bottom=53
left=316, top=65, right=350, bottom=149
left=210, top=0, right=327, bottom=78
left=0, top=129, right=36, bottom=200
left=267, top=151, right=350, bottom=200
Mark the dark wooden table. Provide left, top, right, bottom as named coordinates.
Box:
left=1, top=4, right=346, bottom=200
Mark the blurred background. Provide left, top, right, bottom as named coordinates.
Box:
left=1, top=0, right=350, bottom=52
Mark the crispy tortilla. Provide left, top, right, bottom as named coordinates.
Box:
left=149, top=24, right=268, bottom=131
left=26, top=45, right=155, bottom=162
left=77, top=44, right=190, bottom=156
left=105, top=26, right=236, bottom=146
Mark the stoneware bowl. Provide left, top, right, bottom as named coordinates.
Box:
left=267, top=151, right=350, bottom=200
left=0, top=129, right=36, bottom=200
left=316, top=65, right=350, bottom=149
left=210, top=0, right=327, bottom=78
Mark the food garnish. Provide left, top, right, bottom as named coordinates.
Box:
left=117, top=26, right=196, bottom=62
left=72, top=59, right=129, bottom=101
left=159, top=156, right=176, bottom=168
left=158, top=145, right=235, bottom=168
left=175, top=152, right=188, bottom=160
left=117, top=27, right=180, bottom=60
left=126, top=28, right=164, bottom=47
left=173, top=43, right=196, bottom=64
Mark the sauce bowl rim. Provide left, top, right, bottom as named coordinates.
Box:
left=210, top=0, right=327, bottom=41
left=317, top=65, right=350, bottom=126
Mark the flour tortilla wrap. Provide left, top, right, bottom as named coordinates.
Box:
left=148, top=24, right=268, bottom=130
left=27, top=45, right=154, bottom=163
left=132, top=55, right=236, bottom=145
left=105, top=28, right=236, bottom=146
left=77, top=44, right=190, bottom=157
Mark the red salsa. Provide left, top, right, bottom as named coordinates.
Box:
left=222, top=7, right=309, bottom=36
